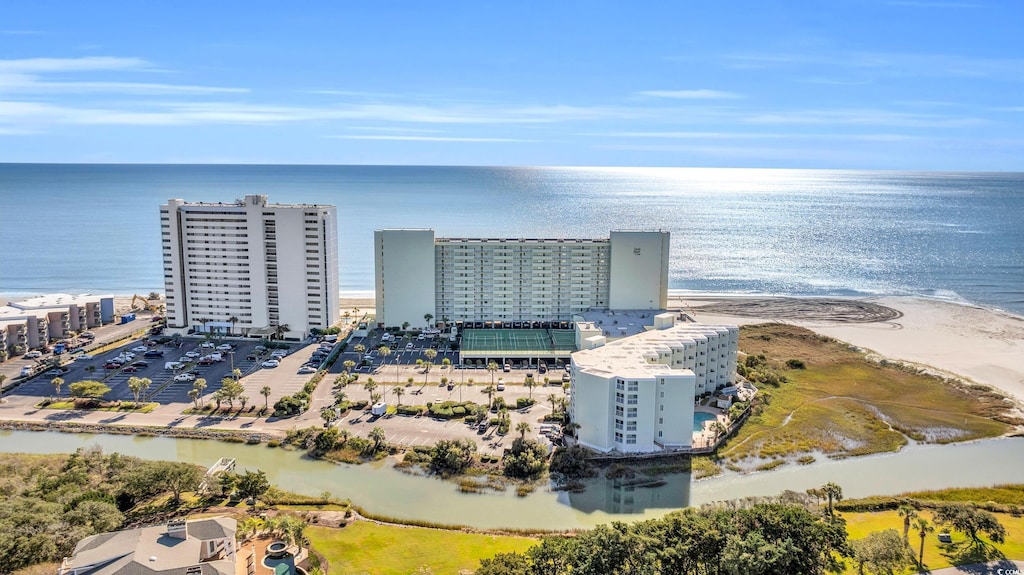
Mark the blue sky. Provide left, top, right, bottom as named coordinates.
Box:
left=1, top=1, right=1022, bottom=169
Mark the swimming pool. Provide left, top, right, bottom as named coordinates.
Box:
left=693, top=412, right=718, bottom=433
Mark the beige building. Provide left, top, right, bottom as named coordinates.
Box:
left=374, top=229, right=669, bottom=329
left=161, top=194, right=340, bottom=340
left=0, top=293, right=113, bottom=360
left=570, top=315, right=738, bottom=454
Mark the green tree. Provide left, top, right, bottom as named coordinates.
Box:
left=151, top=461, right=203, bottom=506
left=897, top=503, right=918, bottom=544
left=915, top=517, right=934, bottom=567
left=188, top=388, right=200, bottom=409
left=378, top=345, right=392, bottom=394
left=69, top=380, right=110, bottom=399
left=228, top=315, right=239, bottom=336
left=273, top=323, right=290, bottom=340
left=428, top=438, right=477, bottom=476
left=51, top=376, right=64, bottom=399
left=487, top=361, right=499, bottom=386
left=823, top=482, right=843, bottom=518
left=851, top=529, right=909, bottom=575
left=236, top=469, right=270, bottom=504
left=524, top=374, right=536, bottom=398
left=353, top=343, right=366, bottom=356
left=936, top=503, right=1006, bottom=546
left=392, top=385, right=405, bottom=406
left=368, top=426, right=386, bottom=453
left=342, top=359, right=356, bottom=375
left=127, top=376, right=151, bottom=404
left=261, top=385, right=272, bottom=412
left=320, top=407, right=338, bottom=427
left=483, top=385, right=496, bottom=410
left=424, top=348, right=437, bottom=372
left=424, top=313, right=433, bottom=327
left=220, top=377, right=244, bottom=408
left=0, top=374, right=8, bottom=401
left=516, top=421, right=531, bottom=440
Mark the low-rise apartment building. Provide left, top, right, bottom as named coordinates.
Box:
left=569, top=314, right=738, bottom=454
left=0, top=293, right=113, bottom=360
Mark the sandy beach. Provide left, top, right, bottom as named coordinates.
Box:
left=682, top=296, right=1024, bottom=404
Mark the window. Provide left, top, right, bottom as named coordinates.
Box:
left=626, top=408, right=637, bottom=418
left=626, top=434, right=637, bottom=444
left=615, top=392, right=624, bottom=404
left=614, top=432, right=623, bottom=443
left=659, top=417, right=663, bottom=424
left=627, top=395, right=638, bottom=405
left=626, top=421, right=636, bottom=431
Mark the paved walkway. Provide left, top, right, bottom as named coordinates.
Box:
left=922, top=560, right=1024, bottom=575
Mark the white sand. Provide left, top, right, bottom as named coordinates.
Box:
left=686, top=296, right=1024, bottom=404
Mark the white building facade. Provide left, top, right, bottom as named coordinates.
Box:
left=0, top=293, right=114, bottom=360
left=570, top=317, right=739, bottom=454
left=161, top=194, right=339, bottom=339
left=374, top=229, right=669, bottom=329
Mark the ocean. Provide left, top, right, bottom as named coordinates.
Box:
left=0, top=164, right=1021, bottom=315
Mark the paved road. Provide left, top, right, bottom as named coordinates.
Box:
left=922, top=560, right=1024, bottom=575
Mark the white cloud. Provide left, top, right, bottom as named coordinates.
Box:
left=636, top=89, right=742, bottom=99
left=0, top=56, right=147, bottom=72
left=587, top=131, right=921, bottom=142
left=744, top=108, right=985, bottom=128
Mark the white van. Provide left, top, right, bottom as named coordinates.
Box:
left=164, top=361, right=184, bottom=371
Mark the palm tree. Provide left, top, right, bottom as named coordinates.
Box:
left=261, top=385, right=272, bottom=412
left=51, top=376, right=64, bottom=400
left=343, top=360, right=356, bottom=376
left=239, top=395, right=249, bottom=411
left=548, top=393, right=559, bottom=414
left=128, top=376, right=145, bottom=404
left=487, top=361, right=499, bottom=387
left=402, top=321, right=410, bottom=332
left=368, top=426, right=386, bottom=452
left=194, top=378, right=208, bottom=406
left=287, top=516, right=307, bottom=555
left=483, top=385, right=496, bottom=410
left=898, top=503, right=919, bottom=544
left=232, top=367, right=242, bottom=381
left=823, top=482, right=843, bottom=517
left=273, top=323, right=290, bottom=340
left=424, top=348, right=437, bottom=370
left=188, top=388, right=200, bottom=409
left=516, top=421, right=531, bottom=439
left=354, top=343, right=366, bottom=356
left=524, top=374, right=536, bottom=398
left=370, top=391, right=382, bottom=404
left=564, top=421, right=581, bottom=438
left=424, top=313, right=433, bottom=328
left=228, top=315, right=239, bottom=336
left=392, top=386, right=405, bottom=406
left=0, top=374, right=7, bottom=402
left=442, top=357, right=451, bottom=370
left=915, top=517, right=934, bottom=567
left=364, top=378, right=377, bottom=399
left=321, top=407, right=337, bottom=427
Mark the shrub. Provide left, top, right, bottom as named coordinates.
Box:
left=516, top=397, right=535, bottom=409
left=786, top=359, right=806, bottom=369
left=428, top=438, right=477, bottom=476
left=549, top=446, right=596, bottom=479
left=503, top=438, right=548, bottom=479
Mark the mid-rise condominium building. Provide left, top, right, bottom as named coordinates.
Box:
left=374, top=229, right=669, bottom=328
left=570, top=314, right=738, bottom=454
left=0, top=293, right=114, bottom=360
left=161, top=194, right=339, bottom=339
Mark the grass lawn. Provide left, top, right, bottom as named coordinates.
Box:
left=843, top=509, right=1024, bottom=573
left=719, top=324, right=1013, bottom=467
left=308, top=522, right=536, bottom=575
left=38, top=400, right=157, bottom=413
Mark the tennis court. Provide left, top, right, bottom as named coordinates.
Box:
left=461, top=329, right=578, bottom=357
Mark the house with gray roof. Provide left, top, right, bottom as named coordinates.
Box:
left=58, top=517, right=245, bottom=575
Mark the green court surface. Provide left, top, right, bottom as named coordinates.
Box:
left=461, top=329, right=577, bottom=355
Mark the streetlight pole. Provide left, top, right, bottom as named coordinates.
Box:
left=228, top=350, right=234, bottom=372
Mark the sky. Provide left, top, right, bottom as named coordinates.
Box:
left=1, top=1, right=1023, bottom=169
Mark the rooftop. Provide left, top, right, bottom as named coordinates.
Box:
left=573, top=322, right=737, bottom=378
left=166, top=194, right=333, bottom=210
left=8, top=293, right=112, bottom=311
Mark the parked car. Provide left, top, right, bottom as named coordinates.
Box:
left=132, top=346, right=148, bottom=353
left=19, top=366, right=32, bottom=377
left=262, top=360, right=280, bottom=368
left=44, top=369, right=64, bottom=377
left=496, top=379, right=505, bottom=391
left=185, top=351, right=201, bottom=358
left=405, top=343, right=414, bottom=350
left=122, top=366, right=139, bottom=373
left=562, top=373, right=571, bottom=383
left=132, top=360, right=149, bottom=367
left=174, top=373, right=196, bottom=382
left=200, top=342, right=215, bottom=349
left=75, top=353, right=94, bottom=361
left=80, top=332, right=95, bottom=340
left=245, top=354, right=258, bottom=361
left=503, top=363, right=511, bottom=372
left=197, top=358, right=214, bottom=366
left=298, top=366, right=316, bottom=374
left=144, top=350, right=164, bottom=357
left=24, top=350, right=42, bottom=359
left=254, top=345, right=267, bottom=352
left=216, top=343, right=233, bottom=351
left=103, top=362, right=122, bottom=370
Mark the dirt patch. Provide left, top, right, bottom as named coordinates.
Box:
left=695, top=298, right=902, bottom=323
